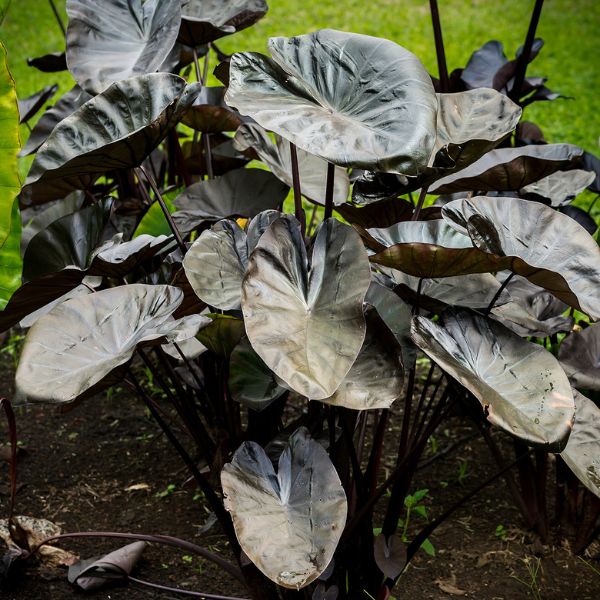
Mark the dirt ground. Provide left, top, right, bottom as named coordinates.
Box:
left=1, top=354, right=599, bottom=600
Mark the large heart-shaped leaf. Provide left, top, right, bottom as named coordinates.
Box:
left=179, top=0, right=268, bottom=46
left=66, top=0, right=182, bottom=94
left=173, top=168, right=288, bottom=233
left=412, top=310, right=574, bottom=450
left=221, top=427, right=347, bottom=589
left=560, top=391, right=600, bottom=498
left=429, top=144, right=584, bottom=194
left=19, top=86, right=91, bottom=157
left=15, top=284, right=205, bottom=403
left=242, top=216, right=371, bottom=399
left=233, top=123, right=349, bottom=205
left=321, top=311, right=403, bottom=410
left=442, top=196, right=600, bottom=319
left=183, top=219, right=248, bottom=310
left=229, top=336, right=287, bottom=411
left=226, top=30, right=438, bottom=174
left=22, top=74, right=200, bottom=205
left=559, top=324, right=600, bottom=391
left=520, top=169, right=596, bottom=206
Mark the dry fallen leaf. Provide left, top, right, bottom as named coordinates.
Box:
left=124, top=483, right=151, bottom=492
left=0, top=516, right=78, bottom=568
left=435, top=573, right=467, bottom=596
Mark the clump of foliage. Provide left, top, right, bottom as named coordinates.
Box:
left=1, top=0, right=599, bottom=598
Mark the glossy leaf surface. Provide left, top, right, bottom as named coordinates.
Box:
left=179, top=0, right=268, bottom=46
left=242, top=216, right=370, bottom=399
left=321, top=312, right=403, bottom=410
left=560, top=391, right=600, bottom=498
left=15, top=285, right=204, bottom=403
left=183, top=220, right=248, bottom=310
left=66, top=0, right=181, bottom=94
left=412, top=310, right=574, bottom=450
left=442, top=196, right=600, bottom=319
left=226, top=30, right=437, bottom=174
left=221, top=427, right=347, bottom=588
left=520, top=169, right=596, bottom=206
left=430, top=144, right=583, bottom=194
left=22, top=74, right=200, bottom=205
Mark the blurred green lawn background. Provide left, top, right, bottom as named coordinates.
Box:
left=1, top=0, right=599, bottom=186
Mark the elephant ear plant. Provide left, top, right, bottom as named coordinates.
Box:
left=1, top=1, right=600, bottom=599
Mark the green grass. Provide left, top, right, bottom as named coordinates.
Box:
left=0, top=0, right=598, bottom=194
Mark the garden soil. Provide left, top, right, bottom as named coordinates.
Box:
left=0, top=355, right=599, bottom=600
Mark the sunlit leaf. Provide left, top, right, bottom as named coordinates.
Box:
left=412, top=309, right=574, bottom=450
left=221, top=427, right=347, bottom=589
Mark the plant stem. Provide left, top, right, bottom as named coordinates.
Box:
left=128, top=576, right=250, bottom=600
left=509, top=0, right=545, bottom=102
left=289, top=142, right=306, bottom=236
left=126, top=371, right=236, bottom=548
left=484, top=271, right=515, bottom=316
left=136, top=165, right=187, bottom=254
left=324, top=162, right=335, bottom=220
left=411, top=186, right=429, bottom=221
left=47, top=0, right=66, bottom=37
left=0, top=398, right=17, bottom=519
left=30, top=531, right=244, bottom=584
left=429, top=0, right=449, bottom=92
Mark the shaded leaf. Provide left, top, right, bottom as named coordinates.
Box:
left=226, top=30, right=438, bottom=174
left=182, top=86, right=242, bottom=133
left=173, top=168, right=288, bottom=233
left=68, top=541, right=146, bottom=591
left=336, top=197, right=414, bottom=229
left=183, top=219, right=248, bottom=310
left=412, top=310, right=574, bottom=450
left=229, top=336, right=287, bottom=411
left=196, top=314, right=245, bottom=356
left=558, top=205, right=597, bottom=236
left=26, top=52, right=68, bottom=73
left=559, top=324, right=600, bottom=391
left=233, top=123, right=349, bottom=205
left=18, top=86, right=91, bottom=157
left=22, top=74, right=200, bottom=205
left=242, top=216, right=370, bottom=399
left=580, top=151, right=600, bottom=194
left=179, top=0, right=268, bottom=46
left=221, top=427, right=347, bottom=589
left=491, top=274, right=573, bottom=338
left=520, top=169, right=596, bottom=206
left=430, top=144, right=583, bottom=194
left=442, top=195, right=600, bottom=319
left=374, top=534, right=406, bottom=579
left=22, top=198, right=113, bottom=282
left=15, top=284, right=205, bottom=403
left=66, top=0, right=181, bottom=94
left=560, top=391, right=600, bottom=498
left=17, top=84, right=58, bottom=124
